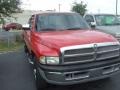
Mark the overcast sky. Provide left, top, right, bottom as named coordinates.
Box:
left=21, top=0, right=120, bottom=14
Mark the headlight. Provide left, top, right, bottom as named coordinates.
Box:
left=39, top=56, right=59, bottom=65
left=115, top=33, right=120, bottom=37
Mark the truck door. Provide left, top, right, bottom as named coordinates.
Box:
left=24, top=15, right=35, bottom=51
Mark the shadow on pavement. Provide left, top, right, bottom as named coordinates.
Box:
left=43, top=78, right=112, bottom=90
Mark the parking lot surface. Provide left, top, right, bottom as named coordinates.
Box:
left=0, top=49, right=37, bottom=90
left=0, top=49, right=120, bottom=90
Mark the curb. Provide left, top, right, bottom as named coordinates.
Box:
left=0, top=48, right=23, bottom=55
left=0, top=51, right=16, bottom=55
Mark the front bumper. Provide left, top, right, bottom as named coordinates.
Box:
left=37, top=58, right=120, bottom=85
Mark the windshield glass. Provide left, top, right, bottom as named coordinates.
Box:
left=95, top=15, right=120, bottom=26
left=36, top=13, right=90, bottom=31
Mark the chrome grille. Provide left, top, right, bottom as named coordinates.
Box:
left=64, top=48, right=94, bottom=55
left=61, top=42, right=120, bottom=64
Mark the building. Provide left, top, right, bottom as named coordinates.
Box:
left=5, top=10, right=42, bottom=25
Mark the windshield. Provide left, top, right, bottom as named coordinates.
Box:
left=36, top=13, right=90, bottom=31
left=95, top=15, right=120, bottom=26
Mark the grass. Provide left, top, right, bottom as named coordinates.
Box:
left=9, top=30, right=23, bottom=32
left=0, top=41, right=24, bottom=52
left=0, top=30, right=24, bottom=53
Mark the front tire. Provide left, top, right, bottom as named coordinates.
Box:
left=32, top=56, right=48, bottom=89
left=24, top=45, right=48, bottom=89
left=35, top=68, right=48, bottom=89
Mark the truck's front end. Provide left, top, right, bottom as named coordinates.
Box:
left=36, top=33, right=120, bottom=85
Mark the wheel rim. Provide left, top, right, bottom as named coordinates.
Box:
left=33, top=69, right=37, bottom=80
left=27, top=53, right=34, bottom=65
left=28, top=57, right=34, bottom=65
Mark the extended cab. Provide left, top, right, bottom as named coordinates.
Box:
left=22, top=12, right=120, bottom=89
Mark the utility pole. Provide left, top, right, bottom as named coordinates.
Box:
left=59, top=4, right=61, bottom=12
left=116, top=0, right=118, bottom=15
left=98, top=9, right=101, bottom=14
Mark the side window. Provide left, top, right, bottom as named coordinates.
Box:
left=28, top=15, right=34, bottom=29
left=36, top=15, right=42, bottom=31
left=85, top=15, right=94, bottom=23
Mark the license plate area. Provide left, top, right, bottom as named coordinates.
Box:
left=65, top=71, right=90, bottom=80
left=64, top=64, right=120, bottom=81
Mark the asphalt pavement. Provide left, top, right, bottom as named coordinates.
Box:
left=0, top=49, right=37, bottom=90
left=0, top=49, right=120, bottom=90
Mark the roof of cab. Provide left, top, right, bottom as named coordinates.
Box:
left=32, top=11, right=77, bottom=16
left=85, top=13, right=116, bottom=16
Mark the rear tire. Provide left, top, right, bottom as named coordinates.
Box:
left=24, top=44, right=28, bottom=54
left=24, top=44, right=34, bottom=65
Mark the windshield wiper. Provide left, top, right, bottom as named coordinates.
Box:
left=40, top=27, right=86, bottom=31
left=66, top=27, right=84, bottom=30
left=41, top=28, right=57, bottom=31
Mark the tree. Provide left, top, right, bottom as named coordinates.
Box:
left=72, top=1, right=87, bottom=16
left=0, top=0, right=21, bottom=24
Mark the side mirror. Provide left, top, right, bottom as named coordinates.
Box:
left=22, top=24, right=30, bottom=30
left=90, top=22, right=96, bottom=29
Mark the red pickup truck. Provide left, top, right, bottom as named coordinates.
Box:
left=22, top=12, right=120, bottom=89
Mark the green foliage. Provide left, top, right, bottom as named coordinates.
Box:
left=0, top=0, right=21, bottom=24
left=0, top=17, right=5, bottom=24
left=72, top=1, right=87, bottom=16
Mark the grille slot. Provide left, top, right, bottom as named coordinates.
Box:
left=65, top=71, right=89, bottom=80
left=97, top=50, right=119, bottom=60
left=65, top=48, right=94, bottom=55
left=64, top=54, right=94, bottom=63
left=61, top=42, right=120, bottom=64
left=96, top=45, right=120, bottom=60
left=97, top=45, right=119, bottom=53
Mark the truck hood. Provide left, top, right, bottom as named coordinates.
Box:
left=96, top=25, right=120, bottom=35
left=37, top=30, right=117, bottom=51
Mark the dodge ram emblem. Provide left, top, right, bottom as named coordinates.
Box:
left=94, top=44, right=97, bottom=51
left=93, top=44, right=97, bottom=60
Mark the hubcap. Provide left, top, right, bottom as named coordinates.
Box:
left=34, top=69, right=37, bottom=80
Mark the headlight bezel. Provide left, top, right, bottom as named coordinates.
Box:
left=115, top=33, right=120, bottom=38
left=39, top=56, right=60, bottom=65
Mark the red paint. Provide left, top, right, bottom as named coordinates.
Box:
left=23, top=13, right=118, bottom=60
left=24, top=29, right=117, bottom=59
